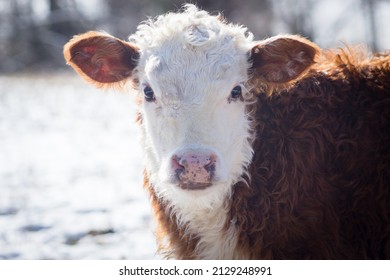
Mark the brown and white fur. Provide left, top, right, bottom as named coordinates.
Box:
left=64, top=5, right=390, bottom=259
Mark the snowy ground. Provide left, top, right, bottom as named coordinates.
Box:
left=0, top=73, right=158, bottom=259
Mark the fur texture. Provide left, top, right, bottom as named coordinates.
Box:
left=231, top=49, right=390, bottom=259
left=144, top=47, right=390, bottom=259
left=64, top=5, right=390, bottom=259
left=131, top=6, right=255, bottom=259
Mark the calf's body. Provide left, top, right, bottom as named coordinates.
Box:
left=64, top=5, right=390, bottom=259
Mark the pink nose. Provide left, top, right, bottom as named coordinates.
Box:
left=172, top=152, right=217, bottom=190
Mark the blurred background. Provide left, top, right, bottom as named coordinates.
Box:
left=0, top=0, right=389, bottom=73
left=0, top=0, right=389, bottom=260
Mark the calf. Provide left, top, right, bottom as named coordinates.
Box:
left=64, top=5, right=390, bottom=259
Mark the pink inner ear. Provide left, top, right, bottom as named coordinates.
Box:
left=69, top=36, right=138, bottom=84
left=82, top=46, right=96, bottom=52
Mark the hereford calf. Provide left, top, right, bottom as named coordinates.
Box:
left=64, top=5, right=390, bottom=259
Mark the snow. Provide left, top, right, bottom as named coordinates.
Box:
left=0, top=73, right=158, bottom=259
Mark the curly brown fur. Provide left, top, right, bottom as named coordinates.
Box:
left=145, top=48, right=390, bottom=259
left=230, top=48, right=390, bottom=259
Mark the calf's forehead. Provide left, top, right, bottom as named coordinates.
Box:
left=128, top=6, right=254, bottom=101
left=140, top=41, right=250, bottom=100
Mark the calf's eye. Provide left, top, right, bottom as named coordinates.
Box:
left=230, top=85, right=242, bottom=100
left=143, top=86, right=155, bottom=102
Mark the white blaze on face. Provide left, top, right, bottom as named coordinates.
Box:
left=126, top=7, right=255, bottom=258
left=132, top=15, right=254, bottom=214
left=64, top=3, right=320, bottom=259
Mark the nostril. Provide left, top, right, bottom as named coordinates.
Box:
left=204, top=153, right=216, bottom=168
left=204, top=161, right=216, bottom=173
left=170, top=151, right=218, bottom=188
left=171, top=152, right=217, bottom=179
left=172, top=155, right=185, bottom=175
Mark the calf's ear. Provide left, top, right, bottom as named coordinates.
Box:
left=249, top=35, right=319, bottom=85
left=63, top=31, right=139, bottom=87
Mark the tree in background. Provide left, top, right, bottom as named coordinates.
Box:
left=0, top=0, right=93, bottom=72
left=0, top=0, right=387, bottom=73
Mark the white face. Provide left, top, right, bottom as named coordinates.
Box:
left=136, top=36, right=254, bottom=212
left=64, top=5, right=318, bottom=258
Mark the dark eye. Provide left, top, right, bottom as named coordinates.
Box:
left=230, top=85, right=242, bottom=100
left=143, top=86, right=155, bottom=102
